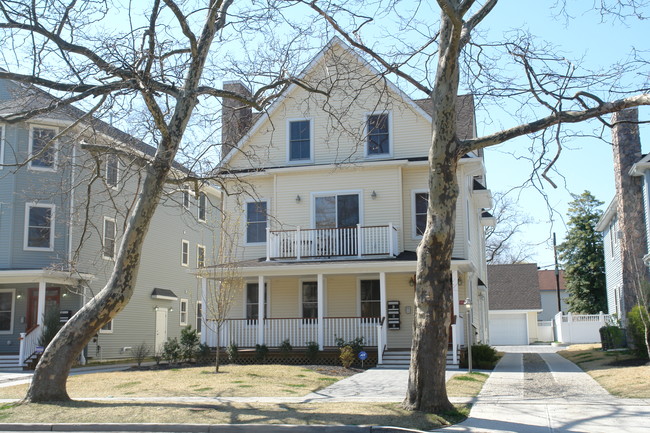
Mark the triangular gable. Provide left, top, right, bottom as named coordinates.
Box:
left=221, top=36, right=433, bottom=168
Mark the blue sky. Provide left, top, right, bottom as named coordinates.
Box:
left=475, top=1, right=649, bottom=267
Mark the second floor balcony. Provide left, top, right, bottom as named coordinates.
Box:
left=266, top=224, right=399, bottom=261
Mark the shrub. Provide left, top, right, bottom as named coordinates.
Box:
left=38, top=309, right=63, bottom=349
left=162, top=337, right=182, bottom=366
left=227, top=342, right=239, bottom=363
left=180, top=325, right=199, bottom=363
left=196, top=343, right=212, bottom=365
left=279, top=339, right=293, bottom=357
left=132, top=342, right=150, bottom=367
left=460, top=344, right=499, bottom=369
left=305, top=341, right=320, bottom=363
left=599, top=325, right=627, bottom=350
left=628, top=305, right=650, bottom=359
left=255, top=343, right=269, bottom=362
left=334, top=336, right=364, bottom=354
left=339, top=345, right=356, bottom=368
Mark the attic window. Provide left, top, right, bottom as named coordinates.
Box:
left=366, top=113, right=390, bottom=157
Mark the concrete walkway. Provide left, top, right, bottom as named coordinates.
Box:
left=442, top=350, right=650, bottom=433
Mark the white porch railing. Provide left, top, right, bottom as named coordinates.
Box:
left=206, top=317, right=384, bottom=348
left=267, top=224, right=399, bottom=260
left=19, top=325, right=42, bottom=366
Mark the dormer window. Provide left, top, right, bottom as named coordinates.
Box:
left=288, top=119, right=312, bottom=162
left=366, top=113, right=390, bottom=157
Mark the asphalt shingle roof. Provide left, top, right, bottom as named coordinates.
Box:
left=487, top=263, right=542, bottom=311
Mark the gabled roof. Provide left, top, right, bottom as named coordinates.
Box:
left=537, top=269, right=566, bottom=292
left=487, top=263, right=542, bottom=311
left=221, top=37, right=476, bottom=167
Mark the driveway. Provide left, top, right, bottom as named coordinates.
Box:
left=443, top=346, right=650, bottom=433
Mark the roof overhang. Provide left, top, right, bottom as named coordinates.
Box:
left=151, top=288, right=178, bottom=301
left=595, top=197, right=617, bottom=232
left=0, top=269, right=94, bottom=285
left=488, top=309, right=543, bottom=315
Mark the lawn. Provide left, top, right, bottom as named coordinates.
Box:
left=559, top=344, right=650, bottom=398
left=0, top=365, right=484, bottom=429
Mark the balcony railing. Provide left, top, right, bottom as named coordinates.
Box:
left=267, top=224, right=399, bottom=260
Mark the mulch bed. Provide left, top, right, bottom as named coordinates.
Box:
left=607, top=358, right=650, bottom=367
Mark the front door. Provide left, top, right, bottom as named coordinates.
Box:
left=27, top=287, right=60, bottom=330
left=154, top=308, right=168, bottom=354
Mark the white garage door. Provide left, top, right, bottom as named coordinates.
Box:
left=489, top=313, right=528, bottom=345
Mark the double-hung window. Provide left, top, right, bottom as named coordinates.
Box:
left=246, top=201, right=267, bottom=243
left=29, top=126, right=57, bottom=170
left=103, top=217, right=117, bottom=260
left=181, top=240, right=189, bottom=266
left=196, top=301, right=203, bottom=334
left=0, top=125, right=5, bottom=169
left=198, top=193, right=206, bottom=222
left=360, top=279, right=381, bottom=320
left=24, top=203, right=55, bottom=251
left=182, top=189, right=190, bottom=210
left=105, top=154, right=119, bottom=188
left=197, top=245, right=206, bottom=268
left=246, top=283, right=267, bottom=321
left=288, top=119, right=311, bottom=162
left=0, top=289, right=15, bottom=334
left=413, top=191, right=428, bottom=237
left=366, top=114, right=390, bottom=156
left=180, top=299, right=188, bottom=326
left=302, top=281, right=318, bottom=323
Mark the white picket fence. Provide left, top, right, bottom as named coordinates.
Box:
left=554, top=311, right=612, bottom=344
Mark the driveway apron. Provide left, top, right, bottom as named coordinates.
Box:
left=442, top=349, right=650, bottom=433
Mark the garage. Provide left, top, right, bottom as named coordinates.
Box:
left=489, top=313, right=528, bottom=345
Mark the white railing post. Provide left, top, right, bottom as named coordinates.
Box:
left=599, top=311, right=605, bottom=325
left=296, top=226, right=302, bottom=260
left=317, top=274, right=325, bottom=350
left=258, top=276, right=265, bottom=345
left=388, top=223, right=394, bottom=256
left=377, top=325, right=383, bottom=365
left=357, top=224, right=363, bottom=258
left=201, top=278, right=208, bottom=345
left=18, top=333, right=26, bottom=365
left=266, top=228, right=271, bottom=261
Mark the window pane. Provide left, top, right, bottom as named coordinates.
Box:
left=337, top=195, right=359, bottom=227
left=360, top=280, right=380, bottom=300
left=28, top=206, right=52, bottom=248
left=0, top=292, right=12, bottom=311
left=367, top=114, right=389, bottom=155
left=198, top=193, right=206, bottom=221
left=104, top=219, right=116, bottom=258
left=315, top=196, right=336, bottom=228
left=29, top=207, right=51, bottom=227
left=31, top=128, right=56, bottom=168
left=290, top=120, right=310, bottom=161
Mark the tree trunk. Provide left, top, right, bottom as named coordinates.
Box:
left=215, top=324, right=221, bottom=373
left=403, top=8, right=461, bottom=413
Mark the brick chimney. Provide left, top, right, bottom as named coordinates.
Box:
left=611, top=108, right=648, bottom=318
left=221, top=81, right=252, bottom=162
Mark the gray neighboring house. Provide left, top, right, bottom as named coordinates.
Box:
left=488, top=263, right=542, bottom=345
left=0, top=77, right=220, bottom=368
left=537, top=269, right=568, bottom=321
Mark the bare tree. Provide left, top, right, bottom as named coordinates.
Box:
left=485, top=192, right=535, bottom=264
left=0, top=0, right=324, bottom=402
left=303, top=0, right=650, bottom=412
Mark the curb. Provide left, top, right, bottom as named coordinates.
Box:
left=0, top=424, right=426, bottom=433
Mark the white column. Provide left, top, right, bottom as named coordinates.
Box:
left=37, top=280, right=46, bottom=326
left=451, top=269, right=459, bottom=364
left=258, top=275, right=265, bottom=345
left=317, top=273, right=325, bottom=350
left=379, top=272, right=387, bottom=350
left=201, top=277, right=208, bottom=345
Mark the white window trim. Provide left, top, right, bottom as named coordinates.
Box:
left=244, top=198, right=269, bottom=245
left=411, top=189, right=428, bottom=240
left=99, top=319, right=114, bottom=334
left=102, top=216, right=117, bottom=260
left=105, top=154, right=120, bottom=189
left=364, top=112, right=393, bottom=159
left=180, top=298, right=189, bottom=326
left=197, top=193, right=207, bottom=222
left=196, top=300, right=202, bottom=334
left=243, top=280, right=271, bottom=320
left=0, top=289, right=16, bottom=334
left=23, top=202, right=56, bottom=251
left=197, top=244, right=206, bottom=268
left=0, top=124, right=5, bottom=170
left=181, top=240, right=190, bottom=267
left=28, top=125, right=59, bottom=171
left=286, top=118, right=314, bottom=164
left=310, top=190, right=363, bottom=229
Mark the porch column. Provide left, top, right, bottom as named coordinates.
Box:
left=258, top=275, right=265, bottom=345
left=451, top=269, right=459, bottom=364
left=317, top=273, right=324, bottom=350
left=379, top=272, right=387, bottom=350
left=37, top=280, right=46, bottom=326
left=201, top=277, right=208, bottom=345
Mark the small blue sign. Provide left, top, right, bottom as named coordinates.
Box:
left=358, top=350, right=368, bottom=361
left=35, top=346, right=44, bottom=354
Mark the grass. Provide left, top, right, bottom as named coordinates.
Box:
left=446, top=372, right=489, bottom=397
left=0, top=401, right=470, bottom=430
left=559, top=344, right=650, bottom=398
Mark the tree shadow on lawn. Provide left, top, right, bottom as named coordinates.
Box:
left=6, top=400, right=468, bottom=430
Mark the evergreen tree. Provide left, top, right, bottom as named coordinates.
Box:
left=558, top=191, right=607, bottom=313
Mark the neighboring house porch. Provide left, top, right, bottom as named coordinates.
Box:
left=0, top=269, right=91, bottom=367
left=198, top=252, right=476, bottom=365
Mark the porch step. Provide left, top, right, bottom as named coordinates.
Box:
left=0, top=354, right=21, bottom=369
left=377, top=350, right=459, bottom=369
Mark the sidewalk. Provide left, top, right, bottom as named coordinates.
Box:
left=442, top=351, right=650, bottom=433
